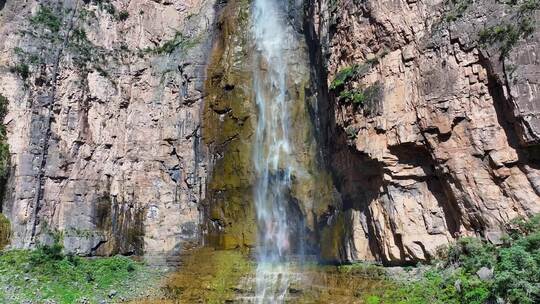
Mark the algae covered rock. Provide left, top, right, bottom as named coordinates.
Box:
left=203, top=0, right=257, bottom=249
left=202, top=0, right=339, bottom=253
left=0, top=213, right=10, bottom=250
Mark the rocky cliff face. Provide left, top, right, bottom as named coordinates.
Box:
left=0, top=0, right=214, bottom=259
left=307, top=0, right=540, bottom=264
left=0, top=0, right=538, bottom=267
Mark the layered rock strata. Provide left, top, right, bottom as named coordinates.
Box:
left=307, top=0, right=540, bottom=264
left=0, top=0, right=214, bottom=259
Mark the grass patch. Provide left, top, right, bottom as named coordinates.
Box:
left=364, top=215, right=540, bottom=304
left=0, top=242, right=150, bottom=304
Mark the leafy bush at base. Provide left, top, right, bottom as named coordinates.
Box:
left=365, top=215, right=540, bottom=304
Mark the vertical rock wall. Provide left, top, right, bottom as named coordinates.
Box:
left=0, top=0, right=216, bottom=259
left=307, top=0, right=540, bottom=264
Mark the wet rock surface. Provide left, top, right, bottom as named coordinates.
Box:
left=129, top=249, right=392, bottom=304
left=202, top=0, right=338, bottom=253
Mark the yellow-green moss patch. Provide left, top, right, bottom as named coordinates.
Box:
left=202, top=0, right=257, bottom=249
left=0, top=214, right=10, bottom=250
left=161, top=248, right=254, bottom=303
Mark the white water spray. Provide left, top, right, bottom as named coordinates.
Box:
left=251, top=0, right=302, bottom=302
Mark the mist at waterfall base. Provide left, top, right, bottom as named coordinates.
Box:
left=251, top=0, right=309, bottom=302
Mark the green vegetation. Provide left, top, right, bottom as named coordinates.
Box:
left=0, top=241, right=154, bottom=304
left=445, top=0, right=473, bottom=22
left=12, top=5, right=62, bottom=81
left=10, top=63, right=30, bottom=80
left=339, top=83, right=382, bottom=105
left=68, top=26, right=102, bottom=66
left=328, top=0, right=343, bottom=26
left=329, top=60, right=382, bottom=109
left=0, top=94, right=9, bottom=179
left=25, top=4, right=111, bottom=78
left=30, top=6, right=62, bottom=33
left=364, top=215, right=540, bottom=304
left=93, top=0, right=117, bottom=16
left=330, top=64, right=371, bottom=90
left=519, top=0, right=540, bottom=11
left=345, top=126, right=359, bottom=141
left=144, top=31, right=200, bottom=55
left=330, top=66, right=357, bottom=89
left=336, top=262, right=387, bottom=278
left=118, top=10, right=129, bottom=21
left=0, top=93, right=10, bottom=209
left=296, top=262, right=390, bottom=303
left=444, top=0, right=539, bottom=58
left=479, top=17, right=535, bottom=57
left=11, top=45, right=41, bottom=79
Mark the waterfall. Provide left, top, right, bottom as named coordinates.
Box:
left=252, top=0, right=301, bottom=302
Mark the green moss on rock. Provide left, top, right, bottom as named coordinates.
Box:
left=0, top=214, right=10, bottom=250
left=320, top=212, right=347, bottom=262
left=202, top=0, right=339, bottom=253
left=163, top=248, right=254, bottom=303
left=93, top=195, right=144, bottom=256
left=0, top=93, right=9, bottom=203
left=202, top=0, right=257, bottom=250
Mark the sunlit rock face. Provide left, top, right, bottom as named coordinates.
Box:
left=0, top=0, right=214, bottom=259
left=0, top=0, right=538, bottom=270
left=307, top=0, right=540, bottom=264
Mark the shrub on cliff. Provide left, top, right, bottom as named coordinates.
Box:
left=445, top=237, right=497, bottom=272
left=30, top=6, right=61, bottom=33
left=29, top=241, right=64, bottom=266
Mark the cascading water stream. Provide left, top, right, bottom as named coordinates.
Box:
left=251, top=0, right=301, bottom=302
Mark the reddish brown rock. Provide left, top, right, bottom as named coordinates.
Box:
left=308, top=0, right=540, bottom=264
